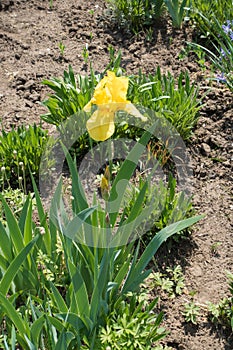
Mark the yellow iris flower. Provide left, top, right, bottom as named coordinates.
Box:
left=83, top=71, right=146, bottom=141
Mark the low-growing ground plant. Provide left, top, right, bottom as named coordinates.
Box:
left=106, top=0, right=189, bottom=32
left=190, top=15, right=233, bottom=91
left=99, top=294, right=166, bottom=349
left=182, top=302, right=200, bottom=324
left=189, top=1, right=233, bottom=90
left=122, top=174, right=194, bottom=245
left=40, top=64, right=95, bottom=126
left=147, top=265, right=185, bottom=298
left=207, top=272, right=233, bottom=331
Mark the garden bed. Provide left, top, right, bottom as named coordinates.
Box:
left=0, top=0, right=232, bottom=349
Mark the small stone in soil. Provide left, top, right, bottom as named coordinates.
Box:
left=15, top=53, right=21, bottom=60
left=24, top=79, right=35, bottom=90
left=25, top=99, right=34, bottom=108
left=29, top=93, right=40, bottom=102
left=200, top=143, right=211, bottom=156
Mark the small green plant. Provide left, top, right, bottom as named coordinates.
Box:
left=99, top=294, right=167, bottom=349
left=164, top=0, right=189, bottom=28
left=182, top=302, right=200, bottom=324
left=147, top=265, right=185, bottom=298
left=193, top=46, right=207, bottom=70
left=178, top=45, right=191, bottom=60
left=210, top=241, right=222, bottom=255
left=0, top=124, right=49, bottom=188
left=207, top=272, right=233, bottom=330
left=58, top=41, right=66, bottom=56
left=82, top=44, right=89, bottom=64
left=123, top=175, right=194, bottom=245
left=49, top=0, right=53, bottom=10
left=153, top=176, right=194, bottom=237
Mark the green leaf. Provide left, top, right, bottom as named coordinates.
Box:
left=54, top=312, right=86, bottom=334
left=24, top=199, right=32, bottom=245
left=90, top=251, right=109, bottom=323
left=24, top=335, right=37, bottom=350
left=64, top=206, right=98, bottom=240
left=0, top=194, right=24, bottom=254
left=123, top=215, right=203, bottom=292
left=31, top=172, right=51, bottom=255
left=48, top=282, right=68, bottom=313
left=0, top=254, right=9, bottom=271
left=109, top=123, right=158, bottom=227
left=46, top=315, right=65, bottom=333
left=18, top=195, right=31, bottom=234
left=0, top=221, right=13, bottom=261
left=68, top=260, right=90, bottom=317
left=62, top=144, right=88, bottom=213
left=0, top=235, right=39, bottom=295
left=125, top=181, right=148, bottom=223
left=50, top=177, right=66, bottom=230
left=55, top=331, right=75, bottom=350
left=0, top=292, right=30, bottom=336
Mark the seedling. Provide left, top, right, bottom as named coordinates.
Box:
left=58, top=41, right=66, bottom=57
left=82, top=44, right=89, bottom=64
left=210, top=241, right=222, bottom=255
left=182, top=302, right=200, bottom=324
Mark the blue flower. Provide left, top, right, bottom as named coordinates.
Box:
left=216, top=72, right=227, bottom=83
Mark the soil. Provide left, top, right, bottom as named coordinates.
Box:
left=0, top=0, right=232, bottom=349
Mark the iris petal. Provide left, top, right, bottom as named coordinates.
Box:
left=86, top=107, right=115, bottom=141
left=84, top=71, right=147, bottom=141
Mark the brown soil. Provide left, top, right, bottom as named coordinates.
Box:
left=0, top=1, right=232, bottom=349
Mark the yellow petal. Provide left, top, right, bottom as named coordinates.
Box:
left=91, top=76, right=112, bottom=105
left=83, top=100, right=92, bottom=112
left=86, top=107, right=115, bottom=141
left=107, top=72, right=129, bottom=103
left=83, top=71, right=130, bottom=111
left=123, top=103, right=147, bottom=121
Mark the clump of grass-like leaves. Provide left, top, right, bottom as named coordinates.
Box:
left=0, top=124, right=49, bottom=188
